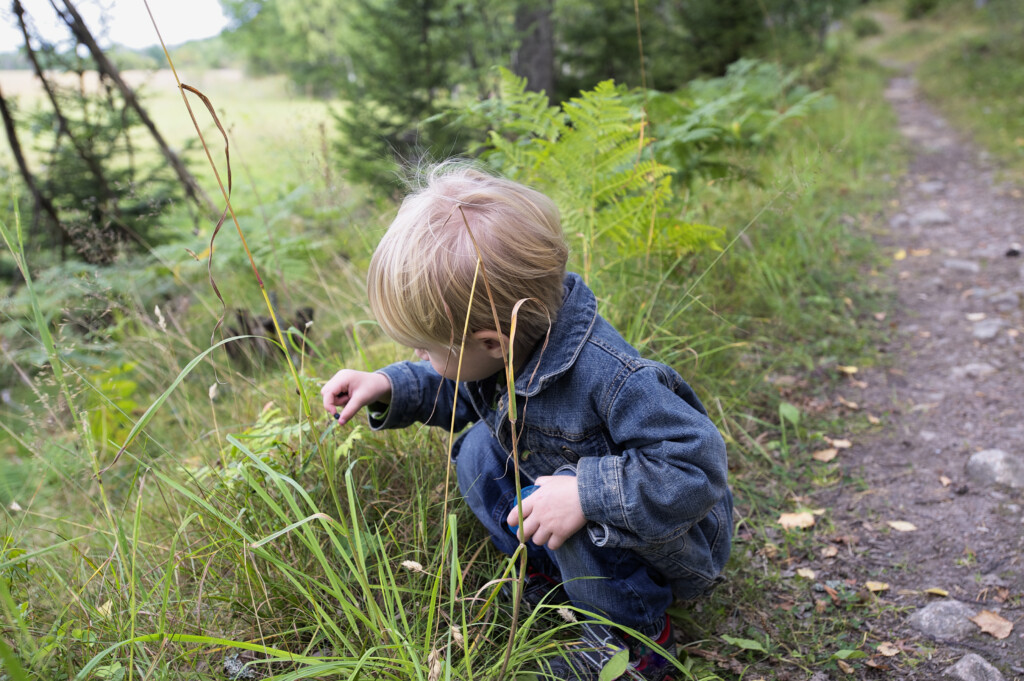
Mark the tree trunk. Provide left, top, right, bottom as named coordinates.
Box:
left=512, top=0, right=555, bottom=99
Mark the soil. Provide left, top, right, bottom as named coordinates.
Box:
left=817, top=74, right=1024, bottom=677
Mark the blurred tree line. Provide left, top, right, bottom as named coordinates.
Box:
left=220, top=0, right=862, bottom=189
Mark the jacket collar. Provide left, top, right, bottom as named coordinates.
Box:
left=512, top=272, right=598, bottom=398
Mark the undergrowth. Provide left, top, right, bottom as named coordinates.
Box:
left=0, top=52, right=904, bottom=679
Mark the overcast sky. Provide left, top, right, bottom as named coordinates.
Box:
left=0, top=0, right=230, bottom=52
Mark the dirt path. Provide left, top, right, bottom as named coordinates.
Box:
left=822, top=75, right=1024, bottom=678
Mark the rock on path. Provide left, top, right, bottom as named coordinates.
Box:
left=818, top=74, right=1024, bottom=679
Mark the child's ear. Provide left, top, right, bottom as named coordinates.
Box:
left=472, top=329, right=510, bottom=359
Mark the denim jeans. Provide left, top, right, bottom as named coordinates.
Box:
left=456, top=421, right=674, bottom=639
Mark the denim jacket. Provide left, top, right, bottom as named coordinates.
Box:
left=370, top=273, right=732, bottom=593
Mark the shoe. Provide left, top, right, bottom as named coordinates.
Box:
left=535, top=617, right=676, bottom=681
left=501, top=563, right=569, bottom=612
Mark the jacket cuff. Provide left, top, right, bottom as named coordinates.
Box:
left=575, top=454, right=629, bottom=531
left=367, top=365, right=408, bottom=430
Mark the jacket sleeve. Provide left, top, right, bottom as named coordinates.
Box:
left=574, top=362, right=729, bottom=546
left=368, top=360, right=478, bottom=432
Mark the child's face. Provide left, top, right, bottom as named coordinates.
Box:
left=412, top=332, right=507, bottom=382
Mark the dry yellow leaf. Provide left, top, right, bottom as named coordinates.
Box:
left=797, top=567, right=816, bottom=579
left=887, top=521, right=917, bottom=532
left=877, top=642, right=899, bottom=657
left=837, top=365, right=859, bottom=375
left=821, top=545, right=839, bottom=558
left=925, top=587, right=949, bottom=597
left=837, top=659, right=855, bottom=674
left=812, top=448, right=839, bottom=462
left=939, top=475, right=952, bottom=488
left=778, top=512, right=816, bottom=530
left=838, top=396, right=859, bottom=410
left=827, top=437, right=853, bottom=449
left=910, top=248, right=931, bottom=257
left=867, top=414, right=880, bottom=424
left=865, top=581, right=890, bottom=593
left=970, top=610, right=1013, bottom=639
left=893, top=249, right=907, bottom=261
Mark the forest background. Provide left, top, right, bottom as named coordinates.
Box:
left=0, top=0, right=1022, bottom=678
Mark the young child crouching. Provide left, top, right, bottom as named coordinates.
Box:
left=320, top=162, right=733, bottom=681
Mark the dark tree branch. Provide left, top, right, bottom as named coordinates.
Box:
left=51, top=0, right=217, bottom=214
left=0, top=83, right=64, bottom=251
left=13, top=0, right=122, bottom=233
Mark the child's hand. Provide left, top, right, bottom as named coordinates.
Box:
left=321, top=370, right=392, bottom=425
left=507, top=475, right=586, bottom=550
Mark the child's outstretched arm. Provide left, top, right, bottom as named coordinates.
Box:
left=321, top=369, right=392, bottom=425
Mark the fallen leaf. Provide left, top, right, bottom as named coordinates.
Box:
left=837, top=659, right=854, bottom=674
left=778, top=512, right=816, bottom=530
left=827, top=437, right=853, bottom=449
left=867, top=414, right=880, bottom=424
left=838, top=396, right=859, bottom=410
left=877, top=642, right=899, bottom=657
left=797, top=567, right=816, bottom=579
left=865, top=581, right=890, bottom=593
left=910, top=248, right=931, bottom=257
left=970, top=610, right=1013, bottom=639
left=836, top=365, right=859, bottom=375
left=939, top=475, right=952, bottom=487
left=865, top=659, right=886, bottom=669
left=874, top=312, right=887, bottom=321
left=815, top=599, right=828, bottom=613
left=812, top=448, right=839, bottom=462
left=886, top=520, right=917, bottom=532
left=97, top=600, right=113, bottom=618
left=850, top=378, right=869, bottom=389
left=893, top=249, right=907, bottom=261
left=821, top=545, right=839, bottom=558
left=925, top=587, right=949, bottom=597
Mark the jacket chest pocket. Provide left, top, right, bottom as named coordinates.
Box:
left=518, top=425, right=611, bottom=478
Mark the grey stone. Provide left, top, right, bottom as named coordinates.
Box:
left=966, top=449, right=1024, bottom=489
left=890, top=213, right=911, bottom=229
left=907, top=600, right=976, bottom=639
left=944, top=653, right=1005, bottom=681
left=919, top=180, right=946, bottom=195
left=944, top=259, right=981, bottom=274
left=989, top=291, right=1019, bottom=312
left=951, top=363, right=997, bottom=379
left=972, top=318, right=1004, bottom=340
left=913, top=208, right=953, bottom=226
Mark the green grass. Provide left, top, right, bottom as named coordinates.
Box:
left=915, top=2, right=1024, bottom=179
left=0, top=50, right=909, bottom=679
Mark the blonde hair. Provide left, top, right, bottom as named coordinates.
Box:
left=367, top=162, right=568, bottom=352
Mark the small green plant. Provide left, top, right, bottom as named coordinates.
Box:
left=905, top=0, right=940, bottom=20
left=851, top=15, right=884, bottom=38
